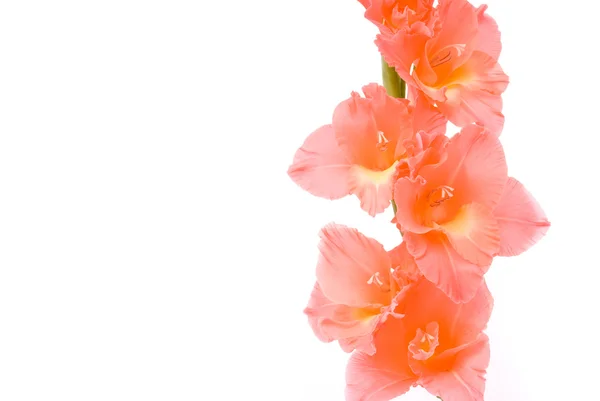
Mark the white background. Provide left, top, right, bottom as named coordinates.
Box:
left=0, top=1, right=596, bottom=400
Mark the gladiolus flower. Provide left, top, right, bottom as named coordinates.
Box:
left=346, top=277, right=493, bottom=401
left=376, top=0, right=509, bottom=135
left=358, top=0, right=437, bottom=35
left=288, top=83, right=446, bottom=216
left=304, top=223, right=421, bottom=354
left=393, top=124, right=550, bottom=302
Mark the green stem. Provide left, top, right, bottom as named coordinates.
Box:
left=381, top=57, right=406, bottom=223
left=381, top=57, right=407, bottom=99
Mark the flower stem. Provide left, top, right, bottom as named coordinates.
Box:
left=381, top=56, right=407, bottom=99
left=381, top=57, right=406, bottom=217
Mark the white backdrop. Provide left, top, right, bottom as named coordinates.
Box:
left=0, top=1, right=596, bottom=400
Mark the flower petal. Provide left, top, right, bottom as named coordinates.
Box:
left=405, top=231, right=488, bottom=303
left=494, top=177, right=550, bottom=256
left=304, top=282, right=379, bottom=354
left=345, top=318, right=417, bottom=401
left=316, top=224, right=392, bottom=307
left=431, top=0, right=478, bottom=61
left=287, top=124, right=352, bottom=199
left=419, top=334, right=490, bottom=401
left=333, top=86, right=408, bottom=173
left=441, top=203, right=500, bottom=266
left=432, top=124, right=507, bottom=210
left=475, top=5, right=501, bottom=60
left=350, top=163, right=399, bottom=216
left=393, top=176, right=432, bottom=234
left=437, top=52, right=508, bottom=135
left=376, top=29, right=430, bottom=83
left=411, top=94, right=448, bottom=137
left=399, top=278, right=493, bottom=346
left=332, top=91, right=380, bottom=170
left=388, top=242, right=421, bottom=284
left=362, top=83, right=413, bottom=146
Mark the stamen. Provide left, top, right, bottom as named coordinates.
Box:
left=367, top=272, right=390, bottom=292
left=367, top=272, right=384, bottom=286
left=428, top=185, right=455, bottom=207
left=376, top=131, right=389, bottom=151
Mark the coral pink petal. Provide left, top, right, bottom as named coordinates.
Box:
left=438, top=124, right=507, bottom=209
left=494, top=177, right=551, bottom=256
left=316, top=224, right=392, bottom=307
left=376, top=30, right=429, bottom=83
left=441, top=203, right=500, bottom=266
left=439, top=89, right=505, bottom=136
left=362, top=83, right=412, bottom=146
left=388, top=242, right=421, bottom=282
left=411, top=94, right=448, bottom=137
left=475, top=5, right=502, bottom=60
left=433, top=0, right=478, bottom=55
left=304, top=282, right=378, bottom=354
left=332, top=92, right=379, bottom=169
left=438, top=52, right=508, bottom=136
left=287, top=124, right=352, bottom=199
left=405, top=231, right=488, bottom=303
left=419, top=334, right=490, bottom=401
left=400, top=278, right=493, bottom=346
left=393, top=177, right=432, bottom=234
left=345, top=318, right=417, bottom=401
left=350, top=164, right=399, bottom=216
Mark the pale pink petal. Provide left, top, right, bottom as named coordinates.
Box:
left=316, top=224, right=392, bottom=307
left=287, top=124, right=352, bottom=199
left=304, top=282, right=378, bottom=354
left=475, top=5, right=502, bottom=60
left=393, top=176, right=432, bottom=234
left=388, top=242, right=421, bottom=284
left=405, top=231, right=488, bottom=303
left=362, top=83, right=413, bottom=149
left=438, top=88, right=505, bottom=136
left=437, top=52, right=509, bottom=135
left=339, top=287, right=408, bottom=355
left=419, top=334, right=490, bottom=401
left=332, top=92, right=380, bottom=170
left=332, top=87, right=405, bottom=174
left=494, top=177, right=551, bottom=256
left=441, top=203, right=500, bottom=266
left=345, top=318, right=417, bottom=401
left=434, top=124, right=507, bottom=209
left=350, top=163, right=399, bottom=216
left=402, top=131, right=449, bottom=178
left=432, top=0, right=478, bottom=59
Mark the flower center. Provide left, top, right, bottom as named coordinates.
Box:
left=427, top=185, right=454, bottom=207
left=366, top=272, right=390, bottom=293
left=408, top=321, right=440, bottom=361
left=376, top=131, right=390, bottom=152
left=429, top=44, right=467, bottom=68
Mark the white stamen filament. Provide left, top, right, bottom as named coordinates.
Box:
left=367, top=272, right=384, bottom=286
left=378, top=131, right=389, bottom=144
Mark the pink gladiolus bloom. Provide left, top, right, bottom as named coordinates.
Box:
left=394, top=125, right=550, bottom=302
left=304, top=223, right=421, bottom=354
left=358, top=0, right=437, bottom=35
left=346, top=277, right=493, bottom=401
left=288, top=83, right=446, bottom=216
left=376, top=0, right=509, bottom=135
